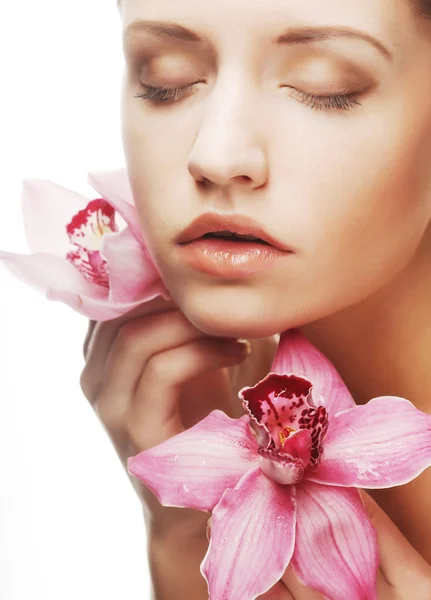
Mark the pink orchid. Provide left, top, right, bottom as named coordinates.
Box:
left=0, top=168, right=170, bottom=321
left=127, top=328, right=431, bottom=600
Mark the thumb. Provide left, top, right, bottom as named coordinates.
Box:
left=359, top=490, right=431, bottom=589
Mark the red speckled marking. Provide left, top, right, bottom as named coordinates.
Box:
left=241, top=373, right=328, bottom=470
left=65, top=199, right=118, bottom=287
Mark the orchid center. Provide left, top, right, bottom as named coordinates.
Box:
left=65, top=199, right=118, bottom=288
left=240, top=373, right=329, bottom=485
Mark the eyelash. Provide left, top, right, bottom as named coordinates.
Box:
left=134, top=82, right=363, bottom=111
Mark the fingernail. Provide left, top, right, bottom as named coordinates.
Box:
left=227, top=339, right=251, bottom=354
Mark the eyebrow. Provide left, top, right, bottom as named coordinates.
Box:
left=123, top=20, right=394, bottom=63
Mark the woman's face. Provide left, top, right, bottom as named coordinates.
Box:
left=120, top=0, right=431, bottom=339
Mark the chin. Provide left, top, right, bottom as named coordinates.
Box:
left=170, top=284, right=293, bottom=339
left=188, top=312, right=281, bottom=339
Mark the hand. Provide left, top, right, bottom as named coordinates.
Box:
left=80, top=297, right=275, bottom=542
left=206, top=490, right=431, bottom=599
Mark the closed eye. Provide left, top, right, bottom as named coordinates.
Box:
left=134, top=81, right=363, bottom=111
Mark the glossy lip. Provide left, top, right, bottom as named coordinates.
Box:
left=176, top=212, right=294, bottom=252
left=177, top=237, right=293, bottom=278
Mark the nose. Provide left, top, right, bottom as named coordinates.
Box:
left=187, top=82, right=268, bottom=191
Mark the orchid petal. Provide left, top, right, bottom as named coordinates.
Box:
left=127, top=411, right=258, bottom=511
left=306, top=397, right=431, bottom=488
left=0, top=251, right=96, bottom=298
left=100, top=227, right=169, bottom=303
left=290, top=481, right=378, bottom=600
left=87, top=169, right=143, bottom=243
left=21, top=178, right=91, bottom=256
left=0, top=250, right=154, bottom=321
left=272, top=329, right=356, bottom=417
left=48, top=287, right=148, bottom=321
left=201, top=466, right=296, bottom=600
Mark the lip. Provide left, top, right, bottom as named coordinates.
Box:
left=176, top=212, right=294, bottom=252
left=176, top=237, right=293, bottom=278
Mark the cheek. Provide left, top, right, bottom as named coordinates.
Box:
left=121, top=99, right=168, bottom=253
left=121, top=85, right=194, bottom=254
left=282, top=100, right=431, bottom=309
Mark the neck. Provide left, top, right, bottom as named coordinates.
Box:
left=299, top=233, right=431, bottom=563
left=300, top=233, right=431, bottom=415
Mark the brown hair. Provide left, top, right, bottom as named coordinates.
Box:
left=411, top=0, right=431, bottom=17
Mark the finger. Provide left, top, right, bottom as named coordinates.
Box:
left=281, top=565, right=325, bottom=600
left=80, top=297, right=176, bottom=401
left=96, top=310, right=193, bottom=400
left=96, top=308, right=242, bottom=407
left=256, top=581, right=295, bottom=599
left=93, top=308, right=249, bottom=446
left=83, top=320, right=97, bottom=359
left=359, top=490, right=431, bottom=591
left=125, top=335, right=251, bottom=450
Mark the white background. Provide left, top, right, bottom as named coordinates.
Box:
left=0, top=1, right=152, bottom=598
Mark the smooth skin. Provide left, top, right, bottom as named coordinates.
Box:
left=81, top=0, right=431, bottom=596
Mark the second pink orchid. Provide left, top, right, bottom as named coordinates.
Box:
left=0, top=169, right=169, bottom=321
left=127, top=328, right=431, bottom=600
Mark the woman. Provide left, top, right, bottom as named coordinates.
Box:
left=81, top=0, right=431, bottom=597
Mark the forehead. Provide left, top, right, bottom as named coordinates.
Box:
left=119, top=0, right=409, bottom=45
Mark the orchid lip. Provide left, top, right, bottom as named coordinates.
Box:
left=240, top=372, right=329, bottom=472
left=65, top=198, right=117, bottom=288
